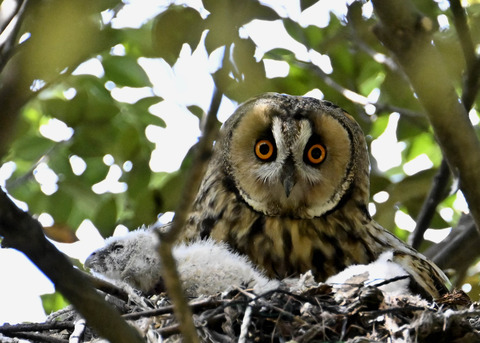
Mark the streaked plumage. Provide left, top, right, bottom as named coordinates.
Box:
left=181, top=93, right=449, bottom=299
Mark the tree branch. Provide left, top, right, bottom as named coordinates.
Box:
left=409, top=159, right=451, bottom=249
left=294, top=60, right=430, bottom=129
left=448, top=0, right=476, bottom=70
left=371, top=0, right=480, bottom=236
left=425, top=215, right=480, bottom=284
left=409, top=1, right=480, bottom=250
left=157, top=88, right=222, bottom=343
left=461, top=55, right=480, bottom=111
left=0, top=190, right=144, bottom=343
left=0, top=0, right=28, bottom=72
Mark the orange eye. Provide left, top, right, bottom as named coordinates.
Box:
left=255, top=139, right=275, bottom=161
left=306, top=143, right=326, bottom=164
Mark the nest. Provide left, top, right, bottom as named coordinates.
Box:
left=0, top=274, right=478, bottom=343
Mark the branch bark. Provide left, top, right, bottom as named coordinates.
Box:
left=0, top=190, right=144, bottom=343
left=371, top=0, right=480, bottom=235
left=409, top=159, right=450, bottom=249
left=448, top=0, right=476, bottom=70
left=157, top=88, right=222, bottom=343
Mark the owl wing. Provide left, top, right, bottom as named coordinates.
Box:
left=391, top=250, right=451, bottom=299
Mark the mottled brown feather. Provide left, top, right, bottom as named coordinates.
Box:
left=181, top=93, right=449, bottom=299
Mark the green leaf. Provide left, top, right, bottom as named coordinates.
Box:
left=283, top=18, right=307, bottom=45
left=41, top=292, right=69, bottom=315
left=300, top=0, right=319, bottom=11
left=369, top=114, right=390, bottom=139
left=114, top=123, right=140, bottom=161
left=152, top=6, right=204, bottom=65
left=134, top=96, right=163, bottom=111
left=264, top=48, right=296, bottom=60
left=303, top=25, right=326, bottom=49
left=102, top=55, right=151, bottom=87
left=81, top=157, right=110, bottom=184
left=47, top=190, right=75, bottom=224
left=125, top=159, right=151, bottom=199
left=10, top=135, right=55, bottom=161
left=129, top=96, right=166, bottom=128
left=120, top=26, right=156, bottom=58
left=124, top=188, right=159, bottom=228
left=187, top=105, right=204, bottom=120
left=396, top=115, right=426, bottom=141
left=94, top=197, right=118, bottom=236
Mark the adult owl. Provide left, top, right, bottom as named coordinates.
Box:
left=181, top=93, right=449, bottom=299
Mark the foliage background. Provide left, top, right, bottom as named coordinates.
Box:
left=1, top=0, right=480, bottom=320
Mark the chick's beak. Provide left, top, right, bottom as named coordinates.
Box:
left=84, top=252, right=97, bottom=269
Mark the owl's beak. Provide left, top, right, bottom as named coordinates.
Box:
left=282, top=159, right=296, bottom=198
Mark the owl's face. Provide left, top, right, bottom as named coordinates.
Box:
left=220, top=93, right=369, bottom=219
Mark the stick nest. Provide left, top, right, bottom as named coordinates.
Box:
left=1, top=273, right=478, bottom=343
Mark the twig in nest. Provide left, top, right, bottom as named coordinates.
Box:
left=1, top=331, right=68, bottom=343
left=0, top=321, right=74, bottom=334
left=238, top=305, right=253, bottom=343
left=122, top=297, right=224, bottom=321
left=371, top=275, right=410, bottom=288
left=360, top=305, right=431, bottom=317
left=69, top=319, right=86, bottom=343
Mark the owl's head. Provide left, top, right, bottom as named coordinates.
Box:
left=219, top=93, right=370, bottom=218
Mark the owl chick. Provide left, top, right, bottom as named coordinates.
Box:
left=181, top=93, right=449, bottom=300
left=84, top=228, right=276, bottom=297
left=326, top=251, right=411, bottom=296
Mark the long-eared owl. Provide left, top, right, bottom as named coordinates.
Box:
left=181, top=93, right=449, bottom=299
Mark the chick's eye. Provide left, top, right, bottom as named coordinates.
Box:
left=112, top=244, right=124, bottom=253
left=255, top=139, right=275, bottom=161
left=306, top=143, right=326, bottom=165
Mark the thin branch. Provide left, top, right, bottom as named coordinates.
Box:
left=425, top=215, right=480, bottom=274
left=0, top=189, right=144, bottom=343
left=448, top=0, right=476, bottom=70
left=82, top=271, right=130, bottom=303
left=0, top=0, right=28, bottom=73
left=294, top=60, right=430, bottom=129
left=410, top=2, right=480, bottom=249
left=461, top=55, right=480, bottom=111
left=122, top=297, right=223, bottom=321
left=160, top=88, right=222, bottom=243
left=346, top=2, right=402, bottom=74
left=157, top=88, right=223, bottom=343
left=409, top=159, right=451, bottom=249
left=0, top=321, right=73, bottom=334
left=371, top=0, right=480, bottom=236
left=1, top=331, right=68, bottom=343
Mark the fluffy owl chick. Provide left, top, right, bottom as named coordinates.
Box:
left=84, top=228, right=276, bottom=297
left=326, top=251, right=411, bottom=296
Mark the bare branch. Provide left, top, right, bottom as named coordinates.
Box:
left=161, top=88, right=222, bottom=243
left=371, top=0, right=480, bottom=236
left=293, top=60, right=430, bottom=129
left=425, top=215, right=480, bottom=284
left=157, top=88, right=222, bottom=343
left=0, top=189, right=144, bottom=343
left=448, top=0, right=476, bottom=70
left=409, top=1, right=480, bottom=250
left=462, top=56, right=480, bottom=111
left=409, top=159, right=451, bottom=249
left=0, top=0, right=28, bottom=72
